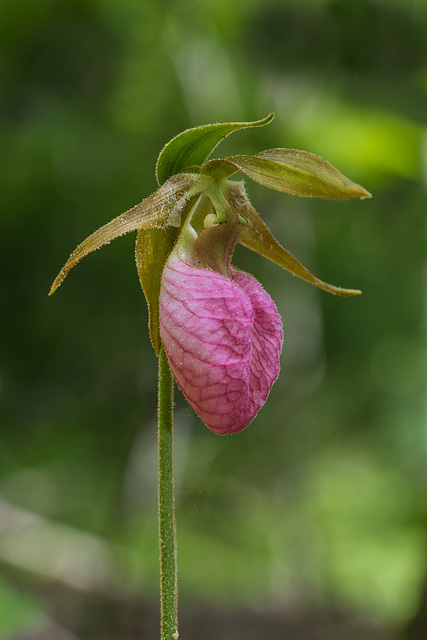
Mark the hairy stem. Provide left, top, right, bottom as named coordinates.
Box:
left=157, top=346, right=178, bottom=640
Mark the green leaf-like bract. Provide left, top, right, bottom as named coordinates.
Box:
left=155, top=114, right=274, bottom=186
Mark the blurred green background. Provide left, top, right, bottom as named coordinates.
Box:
left=1, top=0, right=427, bottom=638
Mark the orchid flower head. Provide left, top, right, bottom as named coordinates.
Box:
left=50, top=114, right=371, bottom=433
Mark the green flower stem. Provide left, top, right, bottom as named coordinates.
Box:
left=157, top=346, right=178, bottom=640
left=204, top=181, right=230, bottom=223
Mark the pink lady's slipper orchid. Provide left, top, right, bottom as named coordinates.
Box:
left=50, top=114, right=371, bottom=434
left=159, top=196, right=283, bottom=434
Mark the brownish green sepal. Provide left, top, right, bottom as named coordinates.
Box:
left=155, top=113, right=274, bottom=186
left=49, top=174, right=196, bottom=295
left=225, top=183, right=361, bottom=296
left=226, top=148, right=372, bottom=199
left=136, top=226, right=179, bottom=354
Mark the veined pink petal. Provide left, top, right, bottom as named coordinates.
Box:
left=159, top=251, right=283, bottom=434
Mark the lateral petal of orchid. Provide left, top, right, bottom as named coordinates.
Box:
left=226, top=149, right=372, bottom=199
left=225, top=185, right=361, bottom=296
left=159, top=250, right=283, bottom=434
left=49, top=174, right=197, bottom=295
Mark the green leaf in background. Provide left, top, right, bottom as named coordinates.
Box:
left=227, top=148, right=372, bottom=199
left=155, top=113, right=274, bottom=185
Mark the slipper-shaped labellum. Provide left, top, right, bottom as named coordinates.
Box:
left=159, top=240, right=283, bottom=434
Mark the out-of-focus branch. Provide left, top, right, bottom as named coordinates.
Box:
left=0, top=496, right=132, bottom=595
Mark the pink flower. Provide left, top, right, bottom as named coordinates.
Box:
left=159, top=248, right=283, bottom=434
left=49, top=114, right=369, bottom=435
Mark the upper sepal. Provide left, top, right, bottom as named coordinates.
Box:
left=225, top=149, right=372, bottom=199
left=156, top=113, right=274, bottom=185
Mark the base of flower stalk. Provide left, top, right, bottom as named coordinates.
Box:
left=157, top=347, right=178, bottom=640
